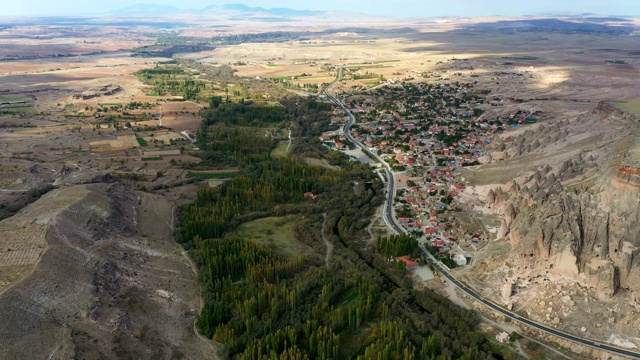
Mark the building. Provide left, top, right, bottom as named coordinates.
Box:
left=396, top=256, right=419, bottom=269
left=496, top=332, right=510, bottom=343
left=453, top=254, right=467, bottom=267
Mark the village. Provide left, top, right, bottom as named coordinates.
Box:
left=321, top=79, right=541, bottom=269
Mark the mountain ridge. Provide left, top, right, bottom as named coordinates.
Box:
left=112, top=2, right=326, bottom=17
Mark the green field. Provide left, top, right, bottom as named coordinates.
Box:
left=233, top=216, right=313, bottom=256
left=0, top=96, right=28, bottom=102
left=136, top=137, right=148, bottom=147
left=142, top=156, right=162, bottom=161
left=271, top=141, right=290, bottom=158
left=0, top=105, right=36, bottom=115
left=186, top=172, right=235, bottom=179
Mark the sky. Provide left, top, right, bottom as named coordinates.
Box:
left=2, top=0, right=639, bottom=18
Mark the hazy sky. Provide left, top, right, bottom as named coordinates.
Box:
left=3, top=0, right=639, bottom=18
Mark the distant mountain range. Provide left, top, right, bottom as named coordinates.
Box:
left=111, top=4, right=182, bottom=15
left=111, top=3, right=325, bottom=17
left=464, top=18, right=635, bottom=33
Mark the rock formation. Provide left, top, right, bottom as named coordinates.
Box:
left=484, top=104, right=640, bottom=301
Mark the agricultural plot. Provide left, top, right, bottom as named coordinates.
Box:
left=144, top=132, right=183, bottom=144
left=89, top=135, right=141, bottom=149
left=136, top=137, right=148, bottom=147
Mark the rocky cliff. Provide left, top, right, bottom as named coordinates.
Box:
left=483, top=102, right=640, bottom=301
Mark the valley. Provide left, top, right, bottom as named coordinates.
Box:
left=1, top=7, right=640, bottom=359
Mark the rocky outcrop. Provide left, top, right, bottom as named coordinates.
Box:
left=73, top=85, right=122, bottom=100
left=481, top=105, right=640, bottom=301
left=617, top=166, right=640, bottom=188
left=593, top=101, right=639, bottom=122
left=495, top=180, right=640, bottom=300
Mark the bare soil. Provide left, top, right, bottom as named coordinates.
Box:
left=0, top=183, right=219, bottom=359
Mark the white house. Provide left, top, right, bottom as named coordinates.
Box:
left=496, top=332, right=510, bottom=343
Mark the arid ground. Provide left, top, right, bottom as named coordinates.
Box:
left=1, top=12, right=640, bottom=359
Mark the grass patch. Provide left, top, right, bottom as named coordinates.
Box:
left=364, top=81, right=380, bottom=85
left=64, top=103, right=74, bottom=109
left=233, top=216, right=313, bottom=256
left=271, top=141, right=290, bottom=158
left=304, top=157, right=339, bottom=170
left=142, top=156, right=162, bottom=161
left=136, top=137, right=148, bottom=147
left=146, top=93, right=160, bottom=97
left=186, top=172, right=235, bottom=179
left=0, top=96, right=28, bottom=102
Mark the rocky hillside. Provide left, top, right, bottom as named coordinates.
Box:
left=465, top=102, right=640, bottom=345
left=0, top=181, right=216, bottom=359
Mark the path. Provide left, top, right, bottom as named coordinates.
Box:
left=321, top=213, right=333, bottom=266
left=286, top=120, right=293, bottom=152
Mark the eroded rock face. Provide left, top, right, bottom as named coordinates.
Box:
left=501, top=282, right=514, bottom=302
left=483, top=105, right=640, bottom=301
left=500, top=184, right=640, bottom=300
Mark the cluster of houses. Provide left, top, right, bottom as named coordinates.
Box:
left=322, top=80, right=542, bottom=267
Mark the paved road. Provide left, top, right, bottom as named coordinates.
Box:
left=324, top=68, right=403, bottom=234
left=324, top=69, right=640, bottom=359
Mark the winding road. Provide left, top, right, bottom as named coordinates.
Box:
left=324, top=68, right=640, bottom=359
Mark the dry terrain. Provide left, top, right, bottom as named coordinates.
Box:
left=1, top=12, right=640, bottom=359
left=0, top=182, right=217, bottom=359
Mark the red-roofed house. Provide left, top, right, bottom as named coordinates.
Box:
left=396, top=256, right=419, bottom=269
